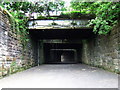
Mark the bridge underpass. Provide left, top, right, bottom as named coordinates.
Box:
left=29, top=25, right=94, bottom=65
left=0, top=19, right=118, bottom=89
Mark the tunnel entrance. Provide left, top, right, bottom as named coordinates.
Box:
left=43, top=43, right=82, bottom=64
left=50, top=49, right=77, bottom=63
left=29, top=29, right=94, bottom=65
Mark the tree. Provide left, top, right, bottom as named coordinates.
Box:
left=41, top=0, right=66, bottom=16
left=52, top=0, right=66, bottom=15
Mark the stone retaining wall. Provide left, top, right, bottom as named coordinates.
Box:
left=0, top=7, right=36, bottom=77
left=82, top=24, right=120, bottom=73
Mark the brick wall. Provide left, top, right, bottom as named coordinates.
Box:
left=82, top=24, right=120, bottom=73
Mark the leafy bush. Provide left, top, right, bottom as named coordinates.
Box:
left=70, top=1, right=120, bottom=35
left=60, top=11, right=81, bottom=19
left=88, top=2, right=119, bottom=34
left=37, top=16, right=47, bottom=19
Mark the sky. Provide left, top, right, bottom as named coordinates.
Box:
left=64, top=0, right=72, bottom=7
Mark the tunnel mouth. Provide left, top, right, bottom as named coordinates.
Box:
left=49, top=49, right=77, bottom=64
left=43, top=43, right=82, bottom=64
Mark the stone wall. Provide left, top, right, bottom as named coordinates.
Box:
left=82, top=24, right=120, bottom=73
left=0, top=7, right=37, bottom=77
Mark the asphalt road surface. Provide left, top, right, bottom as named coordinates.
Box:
left=0, top=64, right=118, bottom=88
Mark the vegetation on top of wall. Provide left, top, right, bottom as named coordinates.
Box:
left=36, top=11, right=95, bottom=20
left=10, top=11, right=29, bottom=48
left=0, top=4, right=35, bottom=78
left=70, top=1, right=120, bottom=35
left=0, top=6, right=13, bottom=18
left=37, top=16, right=58, bottom=20
left=60, top=11, right=95, bottom=19
left=2, top=1, right=119, bottom=35
left=1, top=0, right=66, bottom=17
left=1, top=2, right=31, bottom=48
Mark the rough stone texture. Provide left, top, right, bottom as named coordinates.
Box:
left=82, top=24, right=120, bottom=73
left=0, top=7, right=36, bottom=76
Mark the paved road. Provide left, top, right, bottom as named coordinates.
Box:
left=0, top=64, right=118, bottom=88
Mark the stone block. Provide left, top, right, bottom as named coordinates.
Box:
left=111, top=51, right=118, bottom=59
left=113, top=59, right=119, bottom=65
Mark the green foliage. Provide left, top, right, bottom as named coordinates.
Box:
left=64, top=11, right=81, bottom=18
left=0, top=2, right=35, bottom=78
left=88, top=2, right=119, bottom=34
left=47, top=17, right=58, bottom=20
left=10, top=61, right=17, bottom=74
left=11, top=11, right=29, bottom=48
left=88, top=17, right=112, bottom=34
left=2, top=2, right=43, bottom=14
left=10, top=61, right=16, bottom=67
left=60, top=11, right=81, bottom=19
left=37, top=16, right=58, bottom=20
left=71, top=1, right=120, bottom=35
left=50, top=22, right=58, bottom=25
left=37, top=16, right=47, bottom=19
left=2, top=1, right=66, bottom=17
left=1, top=2, right=31, bottom=50
left=70, top=1, right=95, bottom=14
left=42, top=0, right=66, bottom=16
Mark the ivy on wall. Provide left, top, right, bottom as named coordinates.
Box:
left=0, top=5, right=34, bottom=78
left=10, top=11, right=29, bottom=48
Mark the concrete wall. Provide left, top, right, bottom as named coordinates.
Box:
left=0, top=7, right=37, bottom=77
left=82, top=24, right=120, bottom=73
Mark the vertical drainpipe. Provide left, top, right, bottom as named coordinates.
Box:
left=37, top=40, right=40, bottom=66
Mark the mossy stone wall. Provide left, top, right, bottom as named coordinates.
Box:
left=82, top=24, right=120, bottom=73
left=0, top=6, right=36, bottom=77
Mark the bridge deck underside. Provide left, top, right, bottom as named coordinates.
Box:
left=29, top=28, right=94, bottom=39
